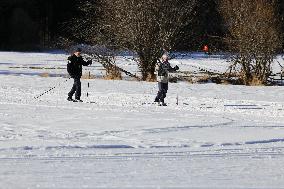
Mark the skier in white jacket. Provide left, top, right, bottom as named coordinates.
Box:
left=154, top=54, right=179, bottom=106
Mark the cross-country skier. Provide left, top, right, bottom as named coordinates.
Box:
left=154, top=54, right=179, bottom=106
left=67, top=48, right=92, bottom=102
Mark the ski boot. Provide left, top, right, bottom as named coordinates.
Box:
left=74, top=98, right=83, bottom=102
left=67, top=97, right=74, bottom=102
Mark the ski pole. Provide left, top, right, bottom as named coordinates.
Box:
left=34, top=77, right=70, bottom=100
left=176, top=93, right=179, bottom=105
left=87, top=71, right=90, bottom=97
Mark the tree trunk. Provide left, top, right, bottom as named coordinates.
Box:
left=138, top=51, right=158, bottom=81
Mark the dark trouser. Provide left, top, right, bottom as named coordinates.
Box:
left=68, top=78, right=81, bottom=99
left=155, top=82, right=168, bottom=103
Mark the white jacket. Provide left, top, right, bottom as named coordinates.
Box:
left=155, top=60, right=175, bottom=83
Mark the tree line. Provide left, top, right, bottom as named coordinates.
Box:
left=73, top=0, right=284, bottom=84
left=0, top=0, right=78, bottom=50
left=0, top=0, right=238, bottom=51
left=1, top=0, right=284, bottom=85
left=0, top=0, right=283, bottom=51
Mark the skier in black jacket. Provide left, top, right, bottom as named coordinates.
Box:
left=67, top=48, right=92, bottom=102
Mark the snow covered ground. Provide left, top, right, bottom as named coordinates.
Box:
left=1, top=51, right=284, bottom=188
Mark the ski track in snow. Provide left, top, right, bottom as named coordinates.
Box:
left=1, top=52, right=284, bottom=188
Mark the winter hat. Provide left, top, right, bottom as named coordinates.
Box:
left=76, top=48, right=82, bottom=52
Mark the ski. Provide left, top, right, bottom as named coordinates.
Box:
left=141, top=102, right=168, bottom=106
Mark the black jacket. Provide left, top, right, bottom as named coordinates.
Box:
left=67, top=54, right=90, bottom=78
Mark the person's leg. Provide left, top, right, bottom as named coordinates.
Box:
left=68, top=78, right=76, bottom=99
left=160, top=83, right=168, bottom=104
left=155, top=82, right=163, bottom=102
left=74, top=78, right=82, bottom=100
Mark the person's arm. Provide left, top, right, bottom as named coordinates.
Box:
left=155, top=62, right=160, bottom=75
left=67, top=61, right=75, bottom=78
left=80, top=57, right=92, bottom=66
left=168, top=63, right=179, bottom=73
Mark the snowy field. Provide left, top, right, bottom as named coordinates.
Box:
left=1, top=51, right=284, bottom=188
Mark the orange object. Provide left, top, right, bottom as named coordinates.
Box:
left=203, top=45, right=209, bottom=52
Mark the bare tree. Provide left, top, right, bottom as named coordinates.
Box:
left=78, top=0, right=196, bottom=81
left=219, top=0, right=282, bottom=85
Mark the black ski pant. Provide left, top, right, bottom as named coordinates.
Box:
left=68, top=77, right=81, bottom=100
left=155, top=82, right=168, bottom=103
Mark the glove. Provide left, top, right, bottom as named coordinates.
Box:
left=87, top=60, right=92, bottom=65
left=174, top=65, right=179, bottom=71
